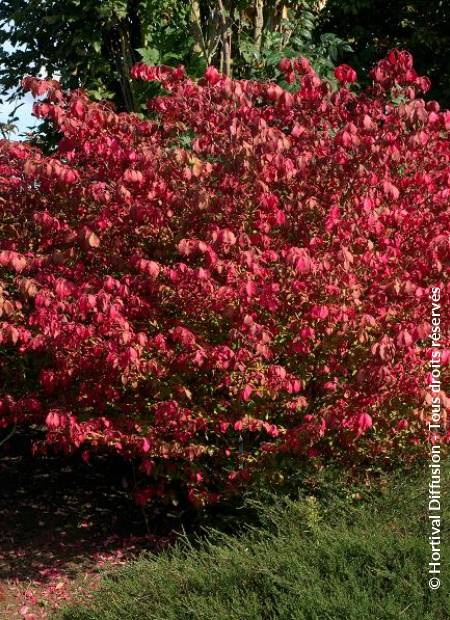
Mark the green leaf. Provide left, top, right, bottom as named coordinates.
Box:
left=137, top=47, right=161, bottom=65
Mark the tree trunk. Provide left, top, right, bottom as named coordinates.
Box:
left=190, top=0, right=208, bottom=60
left=127, top=0, right=144, bottom=61
left=254, top=0, right=264, bottom=52
left=104, top=20, right=137, bottom=113
left=218, top=0, right=233, bottom=76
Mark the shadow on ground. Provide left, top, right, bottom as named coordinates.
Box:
left=0, top=445, right=175, bottom=586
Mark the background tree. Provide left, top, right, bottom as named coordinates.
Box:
left=185, top=0, right=344, bottom=81
left=2, top=0, right=450, bottom=118
left=0, top=0, right=172, bottom=112
left=0, top=0, right=347, bottom=118
left=319, top=0, right=450, bottom=106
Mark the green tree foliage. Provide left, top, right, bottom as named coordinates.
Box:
left=0, top=0, right=349, bottom=117
left=0, top=0, right=169, bottom=112
left=319, top=0, right=450, bottom=105
left=2, top=0, right=450, bottom=117
left=185, top=0, right=349, bottom=81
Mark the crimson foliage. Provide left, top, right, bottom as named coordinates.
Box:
left=0, top=51, right=449, bottom=506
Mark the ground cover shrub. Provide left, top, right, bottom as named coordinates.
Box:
left=0, top=50, right=449, bottom=505
left=56, top=464, right=450, bottom=620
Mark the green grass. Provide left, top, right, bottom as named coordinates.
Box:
left=58, top=464, right=450, bottom=620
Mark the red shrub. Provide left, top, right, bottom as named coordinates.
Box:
left=0, top=52, right=448, bottom=505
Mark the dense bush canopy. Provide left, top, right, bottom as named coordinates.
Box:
left=0, top=51, right=449, bottom=505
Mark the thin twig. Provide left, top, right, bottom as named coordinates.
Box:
left=0, top=422, right=17, bottom=449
